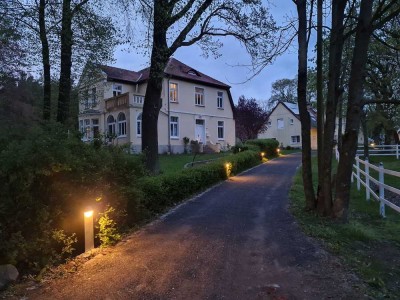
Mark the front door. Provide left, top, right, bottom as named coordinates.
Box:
left=195, top=119, right=205, bottom=143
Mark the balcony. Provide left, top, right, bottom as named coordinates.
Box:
left=105, top=93, right=145, bottom=112
left=105, top=93, right=129, bottom=111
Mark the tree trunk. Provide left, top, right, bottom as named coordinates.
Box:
left=361, top=109, right=369, bottom=157
left=57, top=0, right=73, bottom=124
left=141, top=0, right=171, bottom=174
left=334, top=0, right=373, bottom=221
left=318, top=0, right=347, bottom=216
left=296, top=0, right=316, bottom=209
left=316, top=0, right=324, bottom=207
left=39, top=0, right=51, bottom=120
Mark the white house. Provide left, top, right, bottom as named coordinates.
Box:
left=258, top=101, right=318, bottom=149
left=78, top=58, right=236, bottom=153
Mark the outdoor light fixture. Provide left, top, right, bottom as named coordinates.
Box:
left=277, top=148, right=281, bottom=154
left=84, top=209, right=94, bottom=252
left=225, top=162, right=232, bottom=177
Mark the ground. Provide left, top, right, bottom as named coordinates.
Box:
left=2, top=154, right=368, bottom=299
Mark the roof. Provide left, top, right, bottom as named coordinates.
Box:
left=272, top=101, right=317, bottom=128
left=99, top=65, right=141, bottom=83
left=100, top=58, right=230, bottom=89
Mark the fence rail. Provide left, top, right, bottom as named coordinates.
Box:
left=356, top=144, right=399, bottom=159
left=352, top=156, right=400, bottom=217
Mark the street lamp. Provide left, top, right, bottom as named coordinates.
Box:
left=84, top=209, right=94, bottom=252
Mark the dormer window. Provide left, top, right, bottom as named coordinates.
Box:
left=188, top=69, right=200, bottom=76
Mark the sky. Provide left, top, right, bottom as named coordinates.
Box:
left=112, top=0, right=302, bottom=104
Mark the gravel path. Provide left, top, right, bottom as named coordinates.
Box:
left=12, top=153, right=367, bottom=299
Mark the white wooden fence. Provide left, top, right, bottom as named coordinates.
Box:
left=352, top=156, right=400, bottom=217
left=335, top=147, right=400, bottom=216
left=356, top=144, right=399, bottom=159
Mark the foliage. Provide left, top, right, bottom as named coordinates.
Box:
left=245, top=139, right=280, bottom=158
left=267, top=78, right=297, bottom=110
left=96, top=206, right=122, bottom=247
left=235, top=96, right=269, bottom=141
left=0, top=122, right=144, bottom=273
left=138, top=151, right=260, bottom=215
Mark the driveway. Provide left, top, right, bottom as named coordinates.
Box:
left=22, top=153, right=365, bottom=299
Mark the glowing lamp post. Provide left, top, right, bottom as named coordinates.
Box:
left=84, top=210, right=94, bottom=252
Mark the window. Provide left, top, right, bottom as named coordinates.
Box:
left=195, top=87, right=204, bottom=106
left=218, top=121, right=224, bottom=139
left=107, top=115, right=116, bottom=136
left=169, top=83, right=178, bottom=102
left=136, top=113, right=142, bottom=137
left=291, top=135, right=300, bottom=144
left=91, top=87, right=96, bottom=107
left=118, top=113, right=127, bottom=137
left=84, top=90, right=90, bottom=109
left=217, top=91, right=223, bottom=109
left=84, top=119, right=90, bottom=140
left=289, top=118, right=294, bottom=125
left=170, top=116, right=179, bottom=138
left=277, top=118, right=284, bottom=129
left=92, top=119, right=99, bottom=138
left=113, top=84, right=122, bottom=97
left=133, top=95, right=144, bottom=104
left=79, top=120, right=84, bottom=134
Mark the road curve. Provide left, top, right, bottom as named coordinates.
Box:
left=25, top=153, right=365, bottom=299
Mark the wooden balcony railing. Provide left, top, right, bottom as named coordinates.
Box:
left=105, top=93, right=129, bottom=111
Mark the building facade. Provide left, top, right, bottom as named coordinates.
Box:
left=78, top=58, right=236, bottom=153
left=258, top=101, right=318, bottom=149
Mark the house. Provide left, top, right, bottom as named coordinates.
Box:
left=258, top=101, right=318, bottom=149
left=78, top=58, right=236, bottom=153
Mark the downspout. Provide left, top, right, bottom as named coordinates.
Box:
left=167, top=77, right=171, bottom=154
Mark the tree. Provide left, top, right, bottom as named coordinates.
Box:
left=4, top=0, right=117, bottom=123
left=136, top=0, right=283, bottom=174
left=0, top=1, right=25, bottom=84
left=235, top=96, right=269, bottom=141
left=294, top=0, right=316, bottom=210
left=267, top=78, right=297, bottom=110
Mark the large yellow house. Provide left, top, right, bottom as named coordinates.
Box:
left=78, top=58, right=236, bottom=153
left=258, top=101, right=318, bottom=149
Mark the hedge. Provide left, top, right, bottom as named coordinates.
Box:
left=245, top=139, right=280, bottom=158
left=136, top=150, right=261, bottom=215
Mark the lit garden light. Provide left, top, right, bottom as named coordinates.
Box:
left=84, top=209, right=94, bottom=252
left=225, top=162, right=232, bottom=178
left=261, top=152, right=265, bottom=157
left=277, top=148, right=281, bottom=155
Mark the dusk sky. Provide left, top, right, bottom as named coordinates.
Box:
left=112, top=0, right=304, bottom=104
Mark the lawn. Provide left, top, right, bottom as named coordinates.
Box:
left=159, top=152, right=231, bottom=174
left=290, top=156, right=400, bottom=298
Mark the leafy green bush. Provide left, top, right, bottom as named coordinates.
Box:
left=138, top=151, right=260, bottom=214
left=245, top=139, right=280, bottom=158
left=0, top=122, right=144, bottom=273
left=97, top=206, right=122, bottom=247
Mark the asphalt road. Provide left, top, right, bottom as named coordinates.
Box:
left=26, top=153, right=365, bottom=299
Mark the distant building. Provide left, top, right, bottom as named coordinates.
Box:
left=77, top=58, right=236, bottom=153
left=258, top=101, right=317, bottom=149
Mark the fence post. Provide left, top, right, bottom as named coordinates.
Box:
left=379, top=162, right=386, bottom=217
left=365, top=157, right=370, bottom=201
left=397, top=144, right=399, bottom=159
left=356, top=156, right=360, bottom=190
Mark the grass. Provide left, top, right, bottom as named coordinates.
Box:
left=280, top=149, right=301, bottom=155
left=159, top=152, right=231, bottom=174
left=290, top=156, right=400, bottom=299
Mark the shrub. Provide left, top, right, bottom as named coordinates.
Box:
left=138, top=151, right=260, bottom=215
left=245, top=139, right=280, bottom=158
left=0, top=122, right=144, bottom=273
left=97, top=206, right=122, bottom=247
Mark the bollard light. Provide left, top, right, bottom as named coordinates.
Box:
left=84, top=209, right=94, bottom=252
left=277, top=148, right=281, bottom=155
left=261, top=152, right=265, bottom=157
